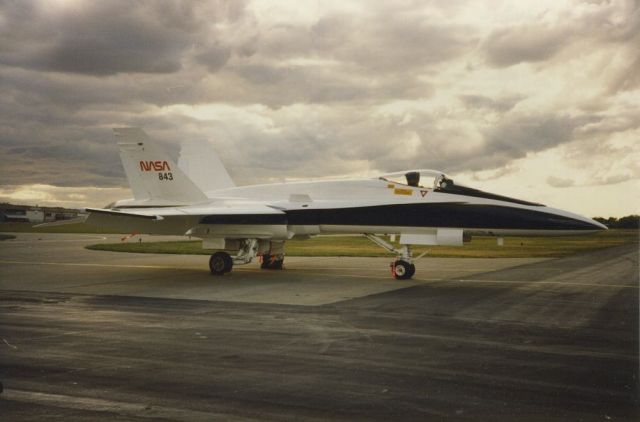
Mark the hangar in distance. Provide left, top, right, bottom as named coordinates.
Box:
left=76, top=128, right=606, bottom=279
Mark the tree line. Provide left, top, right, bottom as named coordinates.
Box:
left=593, top=215, right=639, bottom=229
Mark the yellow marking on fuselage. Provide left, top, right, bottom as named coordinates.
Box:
left=394, top=188, right=413, bottom=196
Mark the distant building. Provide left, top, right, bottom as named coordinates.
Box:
left=0, top=203, right=81, bottom=223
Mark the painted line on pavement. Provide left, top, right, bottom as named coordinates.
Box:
left=1, top=260, right=635, bottom=289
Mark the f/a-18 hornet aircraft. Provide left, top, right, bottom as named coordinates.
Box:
left=80, top=128, right=606, bottom=280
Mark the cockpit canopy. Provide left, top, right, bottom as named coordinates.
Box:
left=378, top=169, right=543, bottom=206
left=378, top=169, right=453, bottom=189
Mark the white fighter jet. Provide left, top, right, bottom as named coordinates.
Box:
left=83, top=128, right=606, bottom=279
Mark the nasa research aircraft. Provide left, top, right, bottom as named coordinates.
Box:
left=76, top=128, right=606, bottom=280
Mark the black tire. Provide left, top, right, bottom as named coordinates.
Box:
left=407, top=263, right=416, bottom=278
left=393, top=260, right=413, bottom=280
left=261, top=254, right=284, bottom=270
left=210, top=252, right=232, bottom=275
left=222, top=253, right=233, bottom=273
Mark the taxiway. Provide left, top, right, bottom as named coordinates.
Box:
left=0, top=233, right=637, bottom=420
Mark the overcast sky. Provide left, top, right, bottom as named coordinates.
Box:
left=0, top=0, right=638, bottom=217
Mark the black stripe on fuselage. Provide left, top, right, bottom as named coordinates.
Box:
left=284, top=202, right=595, bottom=231
left=198, top=202, right=597, bottom=231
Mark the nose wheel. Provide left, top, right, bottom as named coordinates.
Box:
left=391, top=260, right=415, bottom=280
left=364, top=234, right=419, bottom=280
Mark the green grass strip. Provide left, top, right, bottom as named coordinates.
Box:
left=85, top=230, right=638, bottom=259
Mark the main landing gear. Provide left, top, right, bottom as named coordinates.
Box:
left=259, top=240, right=285, bottom=270
left=260, top=254, right=284, bottom=270
left=209, top=240, right=285, bottom=275
left=209, top=239, right=259, bottom=276
left=364, top=234, right=420, bottom=280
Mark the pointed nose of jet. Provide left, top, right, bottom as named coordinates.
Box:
left=542, top=206, right=608, bottom=232
left=591, top=219, right=609, bottom=231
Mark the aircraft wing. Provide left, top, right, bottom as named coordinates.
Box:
left=85, top=204, right=288, bottom=239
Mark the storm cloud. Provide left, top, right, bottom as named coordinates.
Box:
left=0, top=0, right=638, bottom=215
left=0, top=1, right=244, bottom=75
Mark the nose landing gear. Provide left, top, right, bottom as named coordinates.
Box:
left=391, top=259, right=415, bottom=280
left=365, top=234, right=419, bottom=280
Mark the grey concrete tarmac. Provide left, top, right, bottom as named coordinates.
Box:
left=0, top=233, right=638, bottom=420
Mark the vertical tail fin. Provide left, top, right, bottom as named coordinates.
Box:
left=178, top=139, right=235, bottom=193
left=114, top=128, right=208, bottom=204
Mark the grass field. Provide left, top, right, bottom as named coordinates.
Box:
left=0, top=222, right=119, bottom=234
left=84, top=229, right=638, bottom=258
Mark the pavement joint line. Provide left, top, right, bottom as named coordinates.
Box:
left=450, top=278, right=639, bottom=289
left=1, top=389, right=241, bottom=421
left=1, top=236, right=109, bottom=243
left=0, top=260, right=189, bottom=270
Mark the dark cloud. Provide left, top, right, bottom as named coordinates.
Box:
left=0, top=125, right=124, bottom=187
left=339, top=15, right=475, bottom=72
left=0, top=0, right=244, bottom=75
left=460, top=94, right=524, bottom=112
left=229, top=63, right=433, bottom=106
left=547, top=173, right=634, bottom=188
left=482, top=0, right=640, bottom=67
left=547, top=176, right=575, bottom=188
left=256, top=11, right=476, bottom=73
left=483, top=24, right=568, bottom=67
left=442, top=113, right=603, bottom=173
left=606, top=52, right=640, bottom=95
left=484, top=114, right=577, bottom=155
left=598, top=174, right=634, bottom=185
left=194, top=43, right=232, bottom=72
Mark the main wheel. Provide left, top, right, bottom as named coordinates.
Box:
left=392, top=260, right=414, bottom=280
left=260, top=254, right=284, bottom=270
left=210, top=252, right=233, bottom=275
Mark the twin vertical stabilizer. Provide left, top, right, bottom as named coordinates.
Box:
left=178, top=139, right=235, bottom=193
left=114, top=128, right=208, bottom=205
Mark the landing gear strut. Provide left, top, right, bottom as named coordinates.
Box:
left=364, top=234, right=419, bottom=280
left=209, top=239, right=260, bottom=276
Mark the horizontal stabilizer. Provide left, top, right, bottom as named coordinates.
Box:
left=85, top=204, right=288, bottom=238
left=85, top=208, right=163, bottom=220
